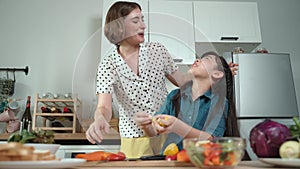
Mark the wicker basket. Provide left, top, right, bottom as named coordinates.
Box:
left=0, top=78, right=15, bottom=96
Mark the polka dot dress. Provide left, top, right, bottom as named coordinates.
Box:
left=96, top=42, right=178, bottom=138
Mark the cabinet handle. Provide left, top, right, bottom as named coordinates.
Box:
left=220, top=37, right=239, bottom=41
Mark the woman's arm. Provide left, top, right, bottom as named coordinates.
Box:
left=166, top=70, right=191, bottom=87
left=95, top=93, right=113, bottom=121
left=86, top=93, right=113, bottom=144
left=166, top=62, right=238, bottom=87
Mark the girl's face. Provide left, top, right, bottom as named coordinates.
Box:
left=122, top=8, right=146, bottom=44
left=189, top=55, right=220, bottom=78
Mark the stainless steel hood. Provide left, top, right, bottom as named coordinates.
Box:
left=195, top=42, right=260, bottom=56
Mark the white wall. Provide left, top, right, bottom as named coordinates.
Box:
left=0, top=0, right=300, bottom=120
left=0, top=0, right=102, bottom=120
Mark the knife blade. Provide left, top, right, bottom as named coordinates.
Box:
left=126, top=155, right=166, bottom=161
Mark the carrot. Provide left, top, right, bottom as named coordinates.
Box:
left=223, top=152, right=236, bottom=166
left=75, top=154, right=86, bottom=158
left=75, top=151, right=113, bottom=161
left=202, top=143, right=212, bottom=157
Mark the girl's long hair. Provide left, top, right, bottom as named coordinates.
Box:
left=172, top=52, right=240, bottom=137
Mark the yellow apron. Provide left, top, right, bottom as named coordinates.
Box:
left=120, top=134, right=166, bottom=159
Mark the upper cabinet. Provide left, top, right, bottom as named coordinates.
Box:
left=100, top=0, right=149, bottom=58
left=149, top=1, right=195, bottom=64
left=193, top=1, right=262, bottom=54
left=101, top=1, right=263, bottom=60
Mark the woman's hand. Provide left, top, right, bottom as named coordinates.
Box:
left=134, top=112, right=152, bottom=129
left=86, top=114, right=110, bottom=144
left=228, top=62, right=239, bottom=75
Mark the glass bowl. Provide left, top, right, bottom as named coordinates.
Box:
left=183, top=137, right=246, bottom=169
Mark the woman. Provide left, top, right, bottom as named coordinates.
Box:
left=135, top=51, right=240, bottom=151
left=85, top=1, right=189, bottom=158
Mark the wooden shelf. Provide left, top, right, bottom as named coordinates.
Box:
left=35, top=113, right=74, bottom=116
left=37, top=127, right=74, bottom=131
left=32, top=93, right=81, bottom=133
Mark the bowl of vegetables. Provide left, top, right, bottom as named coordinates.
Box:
left=183, top=137, right=246, bottom=169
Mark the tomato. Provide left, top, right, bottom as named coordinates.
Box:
left=176, top=150, right=190, bottom=162
left=107, top=152, right=126, bottom=161
left=117, top=152, right=126, bottom=158
left=165, top=154, right=177, bottom=161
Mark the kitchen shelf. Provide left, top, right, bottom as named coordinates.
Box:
left=32, top=93, right=82, bottom=133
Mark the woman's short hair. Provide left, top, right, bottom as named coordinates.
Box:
left=104, top=1, right=141, bottom=45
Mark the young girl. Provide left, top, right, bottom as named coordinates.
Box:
left=135, top=51, right=240, bottom=151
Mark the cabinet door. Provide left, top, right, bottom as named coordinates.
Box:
left=101, top=0, right=149, bottom=58
left=149, top=0, right=195, bottom=64
left=194, top=1, right=261, bottom=43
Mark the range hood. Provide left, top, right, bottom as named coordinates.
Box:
left=195, top=42, right=261, bottom=56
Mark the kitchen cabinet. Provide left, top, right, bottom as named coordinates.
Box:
left=149, top=1, right=195, bottom=64
left=100, top=0, right=149, bottom=58
left=32, top=93, right=81, bottom=133
left=193, top=1, right=262, bottom=54
left=101, top=0, right=195, bottom=64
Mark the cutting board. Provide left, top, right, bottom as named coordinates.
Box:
left=82, top=160, right=194, bottom=167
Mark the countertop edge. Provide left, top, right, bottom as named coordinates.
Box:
left=0, top=129, right=120, bottom=141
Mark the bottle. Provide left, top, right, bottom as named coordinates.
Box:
left=51, top=107, right=62, bottom=113
left=41, top=107, right=55, bottom=121
left=64, top=93, right=72, bottom=99
left=63, top=107, right=74, bottom=121
left=51, top=119, right=72, bottom=133
left=41, top=106, right=51, bottom=113
left=21, top=96, right=32, bottom=131
left=41, top=92, right=54, bottom=99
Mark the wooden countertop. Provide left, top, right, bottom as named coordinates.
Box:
left=73, top=160, right=295, bottom=169
left=0, top=128, right=120, bottom=141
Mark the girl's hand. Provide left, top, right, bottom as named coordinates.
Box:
left=152, top=115, right=177, bottom=134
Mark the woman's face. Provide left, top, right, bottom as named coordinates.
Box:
left=189, top=54, right=219, bottom=78
left=122, top=8, right=146, bottom=44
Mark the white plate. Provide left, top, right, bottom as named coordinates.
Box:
left=259, top=158, right=300, bottom=167
left=0, top=158, right=86, bottom=169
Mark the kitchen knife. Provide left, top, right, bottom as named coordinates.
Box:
left=126, top=155, right=166, bottom=161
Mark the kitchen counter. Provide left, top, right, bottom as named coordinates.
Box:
left=0, top=128, right=120, bottom=145
left=72, top=160, right=295, bottom=169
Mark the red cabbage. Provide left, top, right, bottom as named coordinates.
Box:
left=249, top=119, right=291, bottom=158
